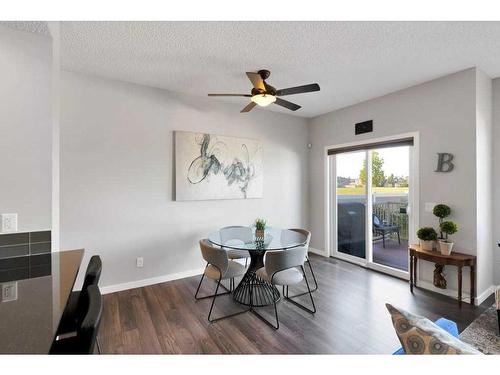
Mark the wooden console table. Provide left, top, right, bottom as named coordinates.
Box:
left=409, top=244, right=476, bottom=307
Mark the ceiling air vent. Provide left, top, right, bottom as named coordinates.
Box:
left=355, top=120, right=373, bottom=135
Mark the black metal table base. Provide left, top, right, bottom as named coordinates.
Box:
left=233, top=271, right=280, bottom=307
left=231, top=249, right=280, bottom=307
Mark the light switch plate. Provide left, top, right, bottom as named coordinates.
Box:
left=1, top=213, right=18, bottom=233
left=136, top=257, right=144, bottom=268
left=425, top=203, right=436, bottom=213
left=1, top=282, right=18, bottom=302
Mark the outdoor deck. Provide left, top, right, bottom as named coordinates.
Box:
left=372, top=238, right=408, bottom=271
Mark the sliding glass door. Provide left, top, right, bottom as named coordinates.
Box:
left=330, top=137, right=415, bottom=277
left=371, top=146, right=409, bottom=271
left=336, top=151, right=367, bottom=260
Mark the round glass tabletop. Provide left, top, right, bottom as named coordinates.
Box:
left=208, top=226, right=307, bottom=251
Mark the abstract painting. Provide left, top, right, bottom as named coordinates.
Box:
left=174, top=131, right=263, bottom=200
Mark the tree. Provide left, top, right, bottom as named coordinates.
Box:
left=387, top=173, right=396, bottom=187
left=359, top=151, right=386, bottom=187
left=399, top=176, right=409, bottom=187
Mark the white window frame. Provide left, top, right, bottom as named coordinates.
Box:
left=324, top=132, right=420, bottom=280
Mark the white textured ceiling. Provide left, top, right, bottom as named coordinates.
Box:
left=57, top=21, right=500, bottom=117
left=0, top=21, right=50, bottom=37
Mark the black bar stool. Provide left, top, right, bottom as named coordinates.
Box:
left=50, top=284, right=103, bottom=354
left=57, top=255, right=102, bottom=336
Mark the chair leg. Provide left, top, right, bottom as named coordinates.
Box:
left=284, top=266, right=316, bottom=314
left=251, top=287, right=280, bottom=330
left=96, top=337, right=102, bottom=354
left=302, top=266, right=317, bottom=313
left=207, top=277, right=249, bottom=323
left=245, top=258, right=248, bottom=268
left=382, top=233, right=386, bottom=248
left=285, top=258, right=318, bottom=297
left=219, top=280, right=232, bottom=293
left=207, top=277, right=221, bottom=322
left=194, top=265, right=231, bottom=300
left=397, top=230, right=400, bottom=244
left=306, top=258, right=318, bottom=292
left=194, top=269, right=206, bottom=299
left=272, top=293, right=279, bottom=329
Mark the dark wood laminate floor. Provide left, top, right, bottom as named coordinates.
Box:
left=98, top=255, right=492, bottom=354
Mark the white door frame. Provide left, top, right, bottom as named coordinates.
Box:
left=324, top=132, right=420, bottom=280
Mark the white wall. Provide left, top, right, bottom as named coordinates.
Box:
left=48, top=22, right=61, bottom=251
left=493, top=78, right=500, bottom=284
left=475, top=69, right=493, bottom=296
left=0, top=26, right=52, bottom=232
left=60, top=71, right=309, bottom=289
left=308, top=68, right=489, bottom=300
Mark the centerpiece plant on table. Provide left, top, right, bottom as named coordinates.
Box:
left=255, top=218, right=266, bottom=239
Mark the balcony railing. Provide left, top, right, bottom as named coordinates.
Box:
left=373, top=201, right=408, bottom=240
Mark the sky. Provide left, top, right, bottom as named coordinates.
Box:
left=336, top=146, right=409, bottom=179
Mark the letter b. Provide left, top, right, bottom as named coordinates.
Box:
left=435, top=153, right=454, bottom=172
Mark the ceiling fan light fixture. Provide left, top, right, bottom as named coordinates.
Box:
left=251, top=94, right=276, bottom=107
left=208, top=70, right=319, bottom=113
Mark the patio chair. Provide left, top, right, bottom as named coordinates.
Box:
left=373, top=214, right=400, bottom=248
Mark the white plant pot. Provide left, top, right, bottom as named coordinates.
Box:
left=420, top=240, right=434, bottom=251
left=439, top=241, right=454, bottom=255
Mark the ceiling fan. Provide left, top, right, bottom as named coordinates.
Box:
left=208, top=69, right=320, bottom=113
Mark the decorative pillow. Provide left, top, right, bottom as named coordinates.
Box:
left=386, top=303, right=481, bottom=355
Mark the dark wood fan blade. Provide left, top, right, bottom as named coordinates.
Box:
left=246, top=72, right=265, bottom=90
left=208, top=94, right=251, bottom=97
left=274, top=97, right=301, bottom=111
left=240, top=102, right=257, bottom=113
left=276, top=83, right=320, bottom=96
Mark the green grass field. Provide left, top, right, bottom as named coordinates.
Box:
left=336, top=187, right=409, bottom=195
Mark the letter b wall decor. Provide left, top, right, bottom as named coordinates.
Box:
left=435, top=153, right=455, bottom=172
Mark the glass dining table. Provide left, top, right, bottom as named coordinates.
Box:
left=208, top=226, right=307, bottom=307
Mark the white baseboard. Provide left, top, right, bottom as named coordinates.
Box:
left=309, top=247, right=329, bottom=257
left=476, top=284, right=496, bottom=306
left=100, top=267, right=205, bottom=295
left=417, top=280, right=471, bottom=304
left=417, top=280, right=496, bottom=306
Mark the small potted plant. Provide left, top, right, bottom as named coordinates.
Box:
left=439, top=221, right=458, bottom=255
left=255, top=218, right=266, bottom=239
left=417, top=227, right=437, bottom=251
left=433, top=204, right=451, bottom=239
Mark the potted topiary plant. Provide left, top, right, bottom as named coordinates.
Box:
left=255, top=218, right=266, bottom=239
left=417, top=227, right=438, bottom=251
left=439, top=221, right=458, bottom=255
left=433, top=204, right=451, bottom=239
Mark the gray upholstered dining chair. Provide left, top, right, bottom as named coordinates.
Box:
left=220, top=226, right=252, bottom=268
left=288, top=228, right=317, bottom=294
left=254, top=246, right=316, bottom=329
left=195, top=239, right=248, bottom=322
